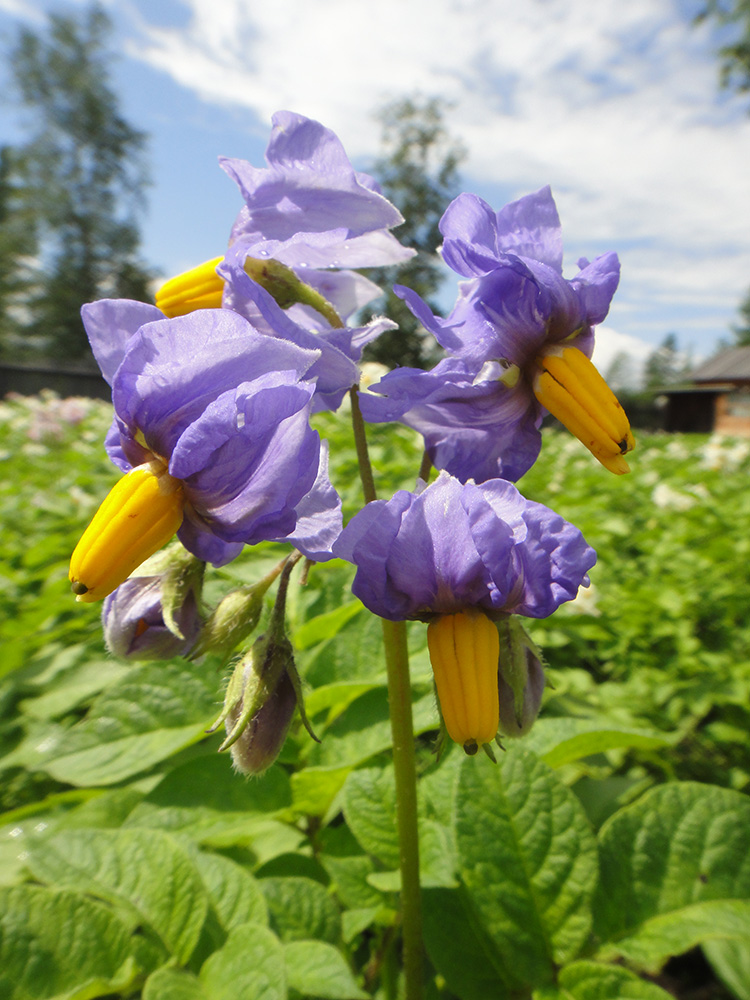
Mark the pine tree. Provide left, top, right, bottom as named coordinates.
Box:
left=9, top=4, right=152, bottom=361
left=362, top=96, right=465, bottom=369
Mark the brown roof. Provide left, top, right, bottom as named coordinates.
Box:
left=690, top=346, right=750, bottom=382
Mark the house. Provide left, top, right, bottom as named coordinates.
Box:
left=663, top=346, right=750, bottom=436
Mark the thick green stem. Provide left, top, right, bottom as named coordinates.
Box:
left=382, top=617, right=424, bottom=1000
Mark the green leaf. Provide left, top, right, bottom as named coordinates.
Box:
left=320, top=853, right=383, bottom=910
left=422, top=886, right=516, bottom=1000
left=600, top=899, right=750, bottom=971
left=523, top=718, right=673, bottom=768
left=199, top=922, right=286, bottom=1000
left=25, top=828, right=209, bottom=963
left=533, top=960, right=675, bottom=999
left=261, top=876, right=341, bottom=944
left=704, top=938, right=750, bottom=1000
left=193, top=851, right=268, bottom=931
left=453, top=747, right=598, bottom=991
left=143, top=968, right=209, bottom=1000
left=343, top=768, right=456, bottom=888
left=15, top=659, right=220, bottom=786
left=342, top=767, right=400, bottom=868
left=290, top=765, right=352, bottom=819
left=123, top=755, right=301, bottom=857
left=293, top=602, right=366, bottom=649
left=283, top=940, right=369, bottom=999
left=593, top=781, right=750, bottom=961
left=0, top=884, right=151, bottom=1000
left=18, top=657, right=130, bottom=720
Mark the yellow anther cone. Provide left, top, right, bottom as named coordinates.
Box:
left=427, top=609, right=500, bottom=753
left=155, top=256, right=225, bottom=317
left=69, top=462, right=185, bottom=603
left=533, top=346, right=635, bottom=474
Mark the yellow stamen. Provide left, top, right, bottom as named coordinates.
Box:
left=427, top=610, right=500, bottom=753
left=155, top=256, right=225, bottom=317
left=69, top=462, right=185, bottom=603
left=532, top=346, right=635, bottom=475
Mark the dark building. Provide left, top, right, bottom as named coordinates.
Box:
left=663, top=346, right=750, bottom=436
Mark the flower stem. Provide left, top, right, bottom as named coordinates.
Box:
left=349, top=386, right=377, bottom=504
left=350, top=381, right=424, bottom=999
left=381, top=617, right=424, bottom=1000
left=417, top=450, right=432, bottom=485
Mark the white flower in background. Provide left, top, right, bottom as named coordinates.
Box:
left=566, top=580, right=601, bottom=616
left=652, top=482, right=697, bottom=511
left=699, top=435, right=750, bottom=471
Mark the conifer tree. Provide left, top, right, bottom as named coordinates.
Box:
left=363, top=96, right=465, bottom=369
left=9, top=4, right=151, bottom=360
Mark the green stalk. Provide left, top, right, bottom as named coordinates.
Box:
left=349, top=386, right=377, bottom=504
left=350, top=389, right=424, bottom=1000
left=382, top=616, right=424, bottom=1000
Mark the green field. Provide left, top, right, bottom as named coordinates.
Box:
left=1, top=391, right=750, bottom=1000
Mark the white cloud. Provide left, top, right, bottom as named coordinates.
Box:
left=124, top=0, right=750, bottom=354
left=591, top=323, right=654, bottom=385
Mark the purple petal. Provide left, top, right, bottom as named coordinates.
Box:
left=494, top=186, right=563, bottom=272
left=218, top=248, right=361, bottom=409
left=360, top=361, right=542, bottom=483
left=282, top=442, right=343, bottom=561
left=82, top=299, right=164, bottom=385
left=221, top=111, right=404, bottom=243
left=174, top=374, right=321, bottom=544
left=571, top=252, right=620, bottom=326
left=333, top=473, right=595, bottom=622
left=439, top=193, right=507, bottom=277
left=112, top=310, right=320, bottom=460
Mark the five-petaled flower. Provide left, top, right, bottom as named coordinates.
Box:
left=153, top=111, right=415, bottom=412
left=332, top=471, right=595, bottom=751
left=360, top=186, right=633, bottom=482
left=69, top=307, right=342, bottom=602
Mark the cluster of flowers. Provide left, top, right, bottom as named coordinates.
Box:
left=69, top=111, right=632, bottom=768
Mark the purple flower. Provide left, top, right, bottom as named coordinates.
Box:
left=332, top=470, right=595, bottom=623
left=360, top=187, right=631, bottom=480
left=220, top=110, right=414, bottom=270
left=71, top=307, right=342, bottom=602
left=333, top=471, right=595, bottom=752
left=103, top=576, right=201, bottom=660
left=217, top=251, right=395, bottom=411
left=154, top=112, right=416, bottom=411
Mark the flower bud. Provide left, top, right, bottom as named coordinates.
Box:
left=103, top=576, right=201, bottom=661
left=210, top=629, right=298, bottom=775
left=227, top=663, right=297, bottom=776
left=496, top=618, right=546, bottom=737
left=191, top=586, right=267, bottom=661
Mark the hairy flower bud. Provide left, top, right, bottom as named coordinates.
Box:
left=103, top=577, right=201, bottom=661
left=209, top=629, right=298, bottom=775
left=191, top=585, right=267, bottom=661
left=227, top=663, right=298, bottom=776
left=496, top=618, right=546, bottom=737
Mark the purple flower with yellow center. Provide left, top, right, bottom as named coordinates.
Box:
left=152, top=111, right=413, bottom=411
left=69, top=308, right=342, bottom=603
left=360, top=186, right=634, bottom=481
left=332, top=471, right=595, bottom=751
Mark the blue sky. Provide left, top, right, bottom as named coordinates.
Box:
left=1, top=0, right=749, bottom=377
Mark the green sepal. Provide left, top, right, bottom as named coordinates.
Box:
left=243, top=257, right=343, bottom=328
